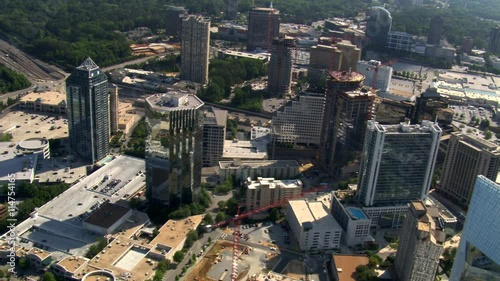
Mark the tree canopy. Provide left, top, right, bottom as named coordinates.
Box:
left=0, top=64, right=31, bottom=94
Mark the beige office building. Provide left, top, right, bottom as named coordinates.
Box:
left=438, top=132, right=500, bottom=207
left=219, top=159, right=300, bottom=182
left=395, top=201, right=445, bottom=281
left=181, top=15, right=210, bottom=84
left=202, top=106, right=227, bottom=166
left=245, top=177, right=302, bottom=211
left=19, top=91, right=67, bottom=115
left=286, top=199, right=342, bottom=251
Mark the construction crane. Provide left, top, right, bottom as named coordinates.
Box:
left=211, top=183, right=329, bottom=281
left=370, top=59, right=397, bottom=89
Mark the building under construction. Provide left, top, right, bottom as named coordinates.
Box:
left=267, top=35, right=296, bottom=97
left=321, top=71, right=376, bottom=174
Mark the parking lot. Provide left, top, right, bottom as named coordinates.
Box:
left=0, top=110, right=68, bottom=142
left=231, top=221, right=299, bottom=252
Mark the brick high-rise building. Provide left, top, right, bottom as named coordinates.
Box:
left=181, top=15, right=210, bottom=84
left=395, top=201, right=445, bottom=281
left=438, top=132, right=500, bottom=207
left=66, top=58, right=109, bottom=164
left=108, top=84, right=119, bottom=136
left=247, top=7, right=280, bottom=51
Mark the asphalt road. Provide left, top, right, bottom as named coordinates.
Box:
left=102, top=52, right=179, bottom=72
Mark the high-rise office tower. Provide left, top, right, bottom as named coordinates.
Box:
left=272, top=92, right=326, bottom=146
left=321, top=71, right=374, bottom=170
left=365, top=7, right=392, bottom=49
left=165, top=6, right=188, bottom=37
left=357, top=120, right=441, bottom=206
left=427, top=16, right=444, bottom=45
left=224, top=0, right=238, bottom=20
left=395, top=201, right=445, bottom=281
left=202, top=106, right=227, bottom=167
left=267, top=36, right=295, bottom=97
left=356, top=60, right=393, bottom=92
left=247, top=7, right=280, bottom=51
left=488, top=26, right=500, bottom=54
left=66, top=58, right=109, bottom=164
left=181, top=15, right=210, bottom=84
left=145, top=91, right=204, bottom=206
left=309, top=45, right=342, bottom=89
left=336, top=40, right=362, bottom=72
left=438, top=132, right=500, bottom=207
left=108, top=84, right=119, bottom=136
left=450, top=176, right=500, bottom=281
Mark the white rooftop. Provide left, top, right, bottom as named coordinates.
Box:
left=246, top=177, right=303, bottom=190
left=223, top=139, right=268, bottom=160
left=0, top=141, right=37, bottom=183
left=288, top=199, right=342, bottom=231
left=0, top=155, right=146, bottom=257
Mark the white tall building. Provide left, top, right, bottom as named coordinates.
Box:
left=358, top=120, right=441, bottom=207
left=272, top=92, right=326, bottom=146
left=450, top=176, right=500, bottom=281
left=287, top=199, right=342, bottom=251
left=356, top=60, right=393, bottom=92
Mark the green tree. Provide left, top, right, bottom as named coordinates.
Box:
left=173, top=251, right=185, bottom=263
left=217, top=200, right=226, bottom=210
left=203, top=213, right=214, bottom=225
left=215, top=212, right=226, bottom=223
left=479, top=119, right=490, bottom=129
left=18, top=257, right=30, bottom=269
left=42, top=272, right=57, bottom=281
left=270, top=208, right=280, bottom=222
left=485, top=130, right=493, bottom=139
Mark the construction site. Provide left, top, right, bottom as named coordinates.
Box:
left=186, top=240, right=280, bottom=281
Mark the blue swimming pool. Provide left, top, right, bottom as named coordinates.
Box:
left=347, top=207, right=367, bottom=220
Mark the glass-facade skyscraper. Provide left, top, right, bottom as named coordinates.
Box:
left=66, top=58, right=109, bottom=164
left=450, top=176, right=500, bottom=281
left=145, top=91, right=204, bottom=206
left=357, top=120, right=441, bottom=206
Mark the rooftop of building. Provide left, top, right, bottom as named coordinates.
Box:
left=146, top=92, right=204, bottom=112
left=219, top=159, right=300, bottom=170
left=329, top=71, right=365, bottom=82
left=76, top=57, right=100, bottom=71
left=27, top=247, right=52, bottom=261
left=288, top=199, right=342, bottom=231
left=20, top=91, right=66, bottom=106
left=246, top=177, right=303, bottom=189
left=452, top=132, right=500, bottom=153
left=18, top=138, right=49, bottom=150
left=83, top=203, right=131, bottom=229
left=223, top=139, right=268, bottom=160
left=149, top=215, right=203, bottom=249
left=203, top=106, right=227, bottom=127
left=182, top=14, right=211, bottom=23
left=0, top=155, right=146, bottom=258
left=410, top=201, right=446, bottom=245
left=0, top=141, right=37, bottom=182
left=219, top=50, right=269, bottom=61
left=342, top=87, right=376, bottom=99
left=332, top=254, right=370, bottom=281
left=55, top=256, right=89, bottom=274
left=369, top=120, right=441, bottom=134
left=252, top=7, right=279, bottom=13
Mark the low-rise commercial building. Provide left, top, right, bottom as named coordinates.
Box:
left=18, top=91, right=67, bottom=115
left=286, top=199, right=342, bottom=251
left=245, top=177, right=302, bottom=211
left=222, top=139, right=268, bottom=161
left=219, top=159, right=300, bottom=183
left=387, top=31, right=414, bottom=52
left=328, top=254, right=370, bottom=281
